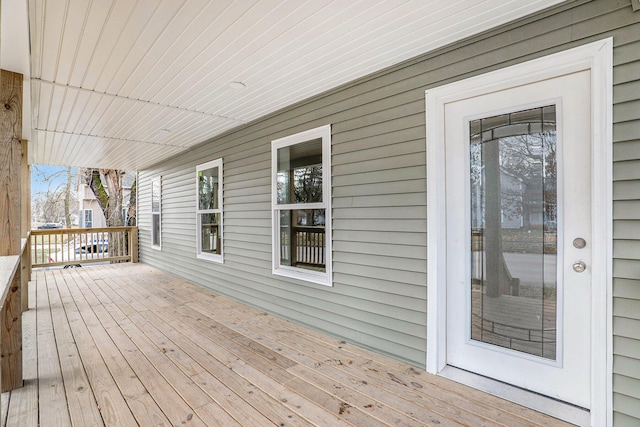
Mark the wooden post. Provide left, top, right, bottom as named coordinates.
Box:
left=130, top=227, right=139, bottom=263
left=0, top=69, right=24, bottom=391
left=483, top=137, right=503, bottom=298
left=21, top=139, right=30, bottom=311
left=20, top=241, right=28, bottom=312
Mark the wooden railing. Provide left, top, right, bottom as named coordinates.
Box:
left=280, top=226, right=326, bottom=268
left=31, top=227, right=138, bottom=268
left=0, top=233, right=29, bottom=392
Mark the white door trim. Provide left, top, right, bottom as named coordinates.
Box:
left=425, top=38, right=613, bottom=426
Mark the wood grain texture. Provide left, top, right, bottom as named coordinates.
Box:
left=0, top=70, right=24, bottom=393
left=1, top=264, right=574, bottom=427
left=46, top=272, right=104, bottom=426
left=0, top=70, right=22, bottom=257
left=21, top=140, right=30, bottom=311
left=35, top=274, right=70, bottom=424
left=4, top=282, right=38, bottom=427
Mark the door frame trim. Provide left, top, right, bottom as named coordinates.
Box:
left=425, top=38, right=613, bottom=426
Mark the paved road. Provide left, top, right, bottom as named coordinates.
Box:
left=472, top=251, right=558, bottom=288
left=503, top=252, right=557, bottom=288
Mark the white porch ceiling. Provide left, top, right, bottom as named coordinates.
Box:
left=23, top=0, right=565, bottom=170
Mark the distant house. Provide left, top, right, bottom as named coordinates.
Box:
left=77, top=173, right=135, bottom=228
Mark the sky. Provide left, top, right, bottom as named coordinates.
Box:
left=31, top=164, right=76, bottom=195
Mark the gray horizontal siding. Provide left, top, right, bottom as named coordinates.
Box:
left=138, top=0, right=640, bottom=420
left=614, top=180, right=640, bottom=200
left=615, top=412, right=640, bottom=427
left=609, top=0, right=640, bottom=422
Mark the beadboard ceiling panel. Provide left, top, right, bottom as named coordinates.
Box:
left=26, top=0, right=566, bottom=170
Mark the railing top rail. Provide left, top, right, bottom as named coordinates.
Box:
left=31, top=226, right=135, bottom=235
left=1, top=233, right=30, bottom=305
left=0, top=255, right=20, bottom=306
left=287, top=226, right=326, bottom=232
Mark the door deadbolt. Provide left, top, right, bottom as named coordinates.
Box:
left=573, top=238, right=587, bottom=249
left=573, top=261, right=586, bottom=273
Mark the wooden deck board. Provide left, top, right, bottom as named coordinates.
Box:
left=111, top=273, right=405, bottom=427
left=127, top=272, right=540, bottom=427
left=101, top=273, right=331, bottom=427
left=61, top=269, right=171, bottom=426
left=47, top=272, right=105, bottom=427
left=36, top=273, right=72, bottom=426
left=73, top=275, right=207, bottom=427
left=4, top=281, right=38, bottom=427
left=53, top=271, right=138, bottom=426
left=0, top=264, right=575, bottom=426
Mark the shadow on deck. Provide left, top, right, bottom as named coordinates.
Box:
left=1, top=264, right=572, bottom=426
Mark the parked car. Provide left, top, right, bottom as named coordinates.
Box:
left=75, top=243, right=108, bottom=254
left=48, top=235, right=109, bottom=268
left=38, top=222, right=62, bottom=229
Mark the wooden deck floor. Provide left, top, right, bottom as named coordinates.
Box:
left=1, top=263, right=573, bottom=426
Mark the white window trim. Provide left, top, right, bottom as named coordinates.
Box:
left=196, top=159, right=223, bottom=263
left=271, top=124, right=332, bottom=286
left=151, top=177, right=161, bottom=250
left=425, top=38, right=612, bottom=426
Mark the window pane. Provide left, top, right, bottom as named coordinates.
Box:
left=152, top=180, right=160, bottom=212
left=152, top=214, right=160, bottom=247
left=277, top=138, right=323, bottom=204
left=279, top=209, right=326, bottom=271
left=200, top=213, right=221, bottom=255
left=470, top=105, right=557, bottom=360
left=198, top=167, right=219, bottom=210
left=84, top=210, right=93, bottom=228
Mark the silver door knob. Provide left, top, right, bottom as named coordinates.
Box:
left=573, top=261, right=586, bottom=273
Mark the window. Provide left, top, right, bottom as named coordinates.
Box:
left=151, top=178, right=161, bottom=249
left=196, top=159, right=223, bottom=262
left=83, top=209, right=93, bottom=228
left=271, top=124, right=332, bottom=286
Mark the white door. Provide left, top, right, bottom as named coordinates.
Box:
left=444, top=70, right=591, bottom=409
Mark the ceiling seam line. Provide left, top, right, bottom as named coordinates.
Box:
left=31, top=77, right=245, bottom=123
left=33, top=128, right=186, bottom=148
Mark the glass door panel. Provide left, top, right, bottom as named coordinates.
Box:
left=469, top=105, right=557, bottom=360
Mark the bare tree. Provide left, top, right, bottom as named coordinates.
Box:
left=33, top=189, right=64, bottom=223
left=126, top=179, right=137, bottom=226
left=63, top=167, right=74, bottom=227
left=33, top=165, right=76, bottom=227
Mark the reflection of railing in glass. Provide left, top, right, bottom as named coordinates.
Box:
left=280, top=226, right=325, bottom=270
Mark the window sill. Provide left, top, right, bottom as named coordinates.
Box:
left=197, top=252, right=223, bottom=264
left=273, top=266, right=332, bottom=287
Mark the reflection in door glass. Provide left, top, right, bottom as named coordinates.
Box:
left=470, top=105, right=557, bottom=360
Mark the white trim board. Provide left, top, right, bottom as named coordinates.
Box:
left=425, top=38, right=613, bottom=427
